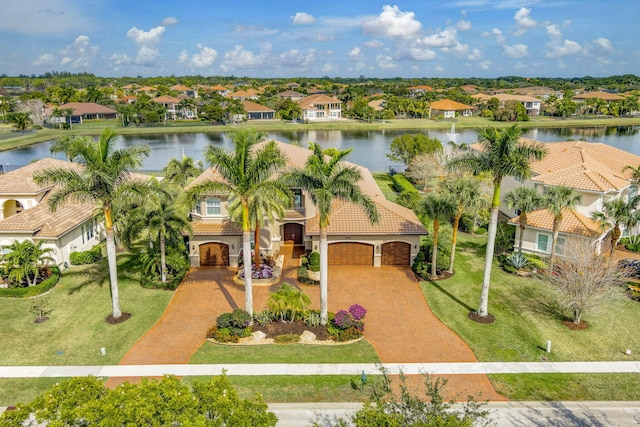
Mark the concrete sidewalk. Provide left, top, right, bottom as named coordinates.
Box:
left=2, top=361, right=640, bottom=378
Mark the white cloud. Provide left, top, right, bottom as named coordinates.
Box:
left=292, top=12, right=315, bottom=25
left=442, top=41, right=469, bottom=56
left=468, top=48, right=484, bottom=61
left=109, top=53, right=131, bottom=65
left=190, top=44, right=218, bottom=68
left=34, top=53, right=55, bottom=66
left=364, top=39, right=384, bottom=49
left=417, top=27, right=458, bottom=48
left=593, top=37, right=613, bottom=53
left=321, top=63, right=337, bottom=73
left=405, top=47, right=436, bottom=61
left=376, top=54, right=397, bottom=69
left=126, top=26, right=165, bottom=45
left=482, top=28, right=505, bottom=44
left=161, top=17, right=178, bottom=27
left=546, top=39, right=584, bottom=58
left=456, top=20, right=471, bottom=31
left=233, top=25, right=279, bottom=36
left=53, top=34, right=99, bottom=69
left=513, top=7, right=536, bottom=36
left=503, top=43, right=528, bottom=58
left=546, top=24, right=562, bottom=39
left=349, top=47, right=363, bottom=59
left=178, top=50, right=188, bottom=64
left=126, top=25, right=166, bottom=66
left=220, top=45, right=269, bottom=71
left=363, top=5, right=422, bottom=39
left=278, top=49, right=315, bottom=68
left=479, top=60, right=492, bottom=70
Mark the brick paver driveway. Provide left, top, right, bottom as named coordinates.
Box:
left=108, top=246, right=505, bottom=400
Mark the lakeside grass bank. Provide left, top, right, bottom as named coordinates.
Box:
left=3, top=115, right=640, bottom=152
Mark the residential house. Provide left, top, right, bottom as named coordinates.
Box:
left=475, top=93, right=542, bottom=116
left=368, top=99, right=386, bottom=112
left=241, top=100, right=275, bottom=120
left=408, top=85, right=434, bottom=97
left=185, top=141, right=426, bottom=268
left=208, top=85, right=231, bottom=97
left=44, top=102, right=118, bottom=125
left=277, top=90, right=305, bottom=101
left=573, top=91, right=624, bottom=103
left=153, top=95, right=182, bottom=120
left=498, top=139, right=640, bottom=256
left=0, top=159, right=101, bottom=268
left=170, top=84, right=197, bottom=98
left=297, top=94, right=342, bottom=121
left=226, top=90, right=257, bottom=101
left=428, top=99, right=474, bottom=119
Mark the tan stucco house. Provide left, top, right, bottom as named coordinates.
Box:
left=186, top=141, right=427, bottom=268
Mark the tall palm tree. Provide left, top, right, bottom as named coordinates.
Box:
left=504, top=186, right=544, bottom=255
left=163, top=153, right=203, bottom=187
left=446, top=125, right=546, bottom=319
left=421, top=193, right=456, bottom=278
left=184, top=128, right=290, bottom=317
left=592, top=197, right=636, bottom=264
left=34, top=128, right=150, bottom=320
left=544, top=185, right=582, bottom=269
left=286, top=143, right=379, bottom=325
left=441, top=177, right=482, bottom=273
left=50, top=135, right=92, bottom=162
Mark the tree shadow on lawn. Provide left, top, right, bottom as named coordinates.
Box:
left=427, top=280, right=475, bottom=312
left=63, top=263, right=108, bottom=295
left=511, top=282, right=567, bottom=322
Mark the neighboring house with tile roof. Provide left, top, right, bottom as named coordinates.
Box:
left=240, top=101, right=275, bottom=120
left=44, top=102, right=118, bottom=124
left=296, top=94, right=342, bottom=121
left=572, top=91, right=625, bottom=103
left=429, top=99, right=475, bottom=119
left=407, top=85, right=434, bottom=97
left=490, top=93, right=543, bottom=116
left=277, top=90, right=305, bottom=101
left=0, top=159, right=101, bottom=268
left=170, top=84, right=197, bottom=98
left=495, top=139, right=640, bottom=256
left=226, top=90, right=257, bottom=101
left=185, top=141, right=427, bottom=268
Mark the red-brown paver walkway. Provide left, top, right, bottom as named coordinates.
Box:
left=107, top=244, right=505, bottom=400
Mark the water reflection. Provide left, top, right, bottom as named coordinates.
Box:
left=2, top=125, right=640, bottom=172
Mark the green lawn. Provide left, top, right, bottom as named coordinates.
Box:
left=190, top=339, right=380, bottom=364
left=420, top=233, right=640, bottom=363
left=0, top=253, right=173, bottom=366
left=372, top=173, right=397, bottom=202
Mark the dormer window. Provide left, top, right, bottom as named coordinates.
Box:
left=206, top=198, right=221, bottom=216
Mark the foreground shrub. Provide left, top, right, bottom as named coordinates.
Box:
left=69, top=245, right=103, bottom=265
left=328, top=304, right=367, bottom=342
left=268, top=283, right=311, bottom=322
left=0, top=375, right=277, bottom=426
left=211, top=309, right=252, bottom=340
left=0, top=267, right=60, bottom=298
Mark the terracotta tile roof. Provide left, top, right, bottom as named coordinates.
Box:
left=189, top=140, right=427, bottom=238
left=573, top=91, right=624, bottom=101
left=241, top=100, right=275, bottom=113
left=210, top=85, right=229, bottom=91
left=297, top=94, right=342, bottom=109
left=368, top=99, right=386, bottom=111
left=491, top=93, right=541, bottom=103
left=471, top=93, right=492, bottom=101
left=191, top=221, right=242, bottom=235
left=0, top=195, right=94, bottom=238
left=277, top=90, right=305, bottom=98
left=170, top=84, right=191, bottom=91
left=153, top=95, right=182, bottom=104
left=227, top=90, right=253, bottom=99
left=509, top=208, right=602, bottom=238
left=53, top=102, right=117, bottom=115
left=0, top=158, right=80, bottom=195
left=408, top=85, right=434, bottom=91
left=430, top=99, right=474, bottom=111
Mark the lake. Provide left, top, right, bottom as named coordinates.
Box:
left=2, top=125, right=640, bottom=172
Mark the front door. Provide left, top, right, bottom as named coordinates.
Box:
left=284, top=223, right=303, bottom=244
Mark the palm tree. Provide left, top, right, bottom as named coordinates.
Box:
left=285, top=143, right=379, bottom=325
left=446, top=125, right=546, bottom=319
left=504, top=186, right=544, bottom=255
left=421, top=193, right=456, bottom=278
left=2, top=240, right=54, bottom=287
left=50, top=135, right=92, bottom=161
left=163, top=153, right=203, bottom=187
left=441, top=177, right=482, bottom=274
left=592, top=197, right=636, bottom=263
left=544, top=186, right=582, bottom=269
left=34, top=128, right=150, bottom=320
left=184, top=128, right=290, bottom=317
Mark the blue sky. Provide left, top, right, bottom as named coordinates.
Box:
left=1, top=0, right=638, bottom=78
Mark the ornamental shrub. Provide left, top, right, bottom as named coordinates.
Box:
left=391, top=174, right=417, bottom=193
left=349, top=304, right=367, bottom=321
left=329, top=304, right=366, bottom=341
left=307, top=251, right=320, bottom=272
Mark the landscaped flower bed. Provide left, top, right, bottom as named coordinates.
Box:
left=234, top=253, right=284, bottom=286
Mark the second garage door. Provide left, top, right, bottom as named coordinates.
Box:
left=328, top=242, right=373, bottom=265
left=381, top=242, right=411, bottom=266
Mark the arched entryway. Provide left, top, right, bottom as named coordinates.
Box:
left=283, top=223, right=303, bottom=244
left=328, top=242, right=373, bottom=265
left=2, top=200, right=24, bottom=220
left=381, top=242, right=411, bottom=266
left=199, top=242, right=229, bottom=266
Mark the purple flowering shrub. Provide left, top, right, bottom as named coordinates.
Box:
left=238, top=263, right=274, bottom=279
left=328, top=304, right=367, bottom=342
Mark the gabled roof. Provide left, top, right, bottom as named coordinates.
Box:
left=297, top=94, right=342, bottom=109
left=241, top=100, right=274, bottom=113
left=491, top=93, right=541, bottom=103
left=573, top=91, right=624, bottom=101
left=509, top=208, right=602, bottom=238
left=0, top=158, right=80, bottom=195
left=227, top=90, right=253, bottom=99
left=153, top=95, right=182, bottom=104
left=171, top=84, right=192, bottom=91
left=430, top=99, right=474, bottom=111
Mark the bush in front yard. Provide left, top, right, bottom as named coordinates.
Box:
left=69, top=245, right=103, bottom=265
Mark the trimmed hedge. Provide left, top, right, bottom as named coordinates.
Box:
left=70, top=245, right=103, bottom=265
left=0, top=267, right=61, bottom=298
left=391, top=174, right=418, bottom=193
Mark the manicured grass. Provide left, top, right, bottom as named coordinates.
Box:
left=489, top=374, right=640, bottom=401
left=4, top=116, right=640, bottom=152
left=0, top=378, right=73, bottom=407
left=372, top=173, right=397, bottom=202
left=0, top=253, right=173, bottom=366
left=189, top=339, right=380, bottom=364
left=420, top=233, right=640, bottom=363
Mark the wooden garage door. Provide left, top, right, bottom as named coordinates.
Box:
left=199, top=243, right=229, bottom=266
left=381, top=242, right=411, bottom=266
left=328, top=243, right=373, bottom=265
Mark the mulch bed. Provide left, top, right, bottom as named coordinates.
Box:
left=106, top=312, right=132, bottom=324
left=562, top=319, right=589, bottom=330
left=468, top=311, right=496, bottom=324
left=252, top=319, right=330, bottom=341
